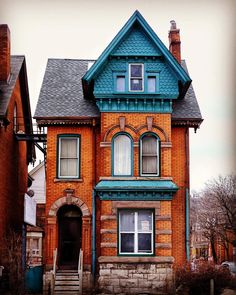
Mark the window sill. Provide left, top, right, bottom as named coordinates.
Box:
left=98, top=256, right=174, bottom=264
left=99, top=176, right=173, bottom=181
left=54, top=178, right=83, bottom=183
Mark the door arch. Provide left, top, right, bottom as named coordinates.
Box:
left=57, top=205, right=82, bottom=269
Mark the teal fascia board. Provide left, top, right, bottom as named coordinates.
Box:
left=95, top=180, right=178, bottom=201
left=82, top=10, right=191, bottom=95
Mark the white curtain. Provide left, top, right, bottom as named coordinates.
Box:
left=60, top=138, right=78, bottom=176
left=142, top=135, right=158, bottom=174
left=114, top=135, right=132, bottom=175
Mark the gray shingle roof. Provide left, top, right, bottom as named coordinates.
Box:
left=0, top=56, right=24, bottom=117
left=34, top=59, right=99, bottom=118
left=34, top=58, right=202, bottom=122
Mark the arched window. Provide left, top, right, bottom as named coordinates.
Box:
left=140, top=133, right=159, bottom=176
left=113, top=134, right=132, bottom=176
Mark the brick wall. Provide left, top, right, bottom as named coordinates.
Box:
left=0, top=78, right=28, bottom=264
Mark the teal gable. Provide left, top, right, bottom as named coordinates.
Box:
left=82, top=10, right=191, bottom=113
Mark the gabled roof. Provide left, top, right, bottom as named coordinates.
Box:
left=34, top=59, right=202, bottom=126
left=0, top=55, right=35, bottom=162
left=34, top=59, right=99, bottom=119
left=82, top=10, right=191, bottom=98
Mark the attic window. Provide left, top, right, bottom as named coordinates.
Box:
left=129, top=64, right=143, bottom=91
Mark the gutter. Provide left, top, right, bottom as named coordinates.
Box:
left=186, top=188, right=190, bottom=261
left=92, top=190, right=96, bottom=282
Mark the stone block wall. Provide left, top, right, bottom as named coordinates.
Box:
left=98, top=261, right=173, bottom=294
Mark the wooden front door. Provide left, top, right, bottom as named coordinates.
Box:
left=58, top=205, right=82, bottom=269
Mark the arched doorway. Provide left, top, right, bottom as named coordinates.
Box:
left=57, top=205, right=82, bottom=269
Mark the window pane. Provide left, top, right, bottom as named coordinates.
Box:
left=130, top=79, right=143, bottom=91
left=116, top=76, right=125, bottom=92
left=61, top=139, right=77, bottom=158
left=121, top=233, right=134, bottom=253
left=120, top=210, right=135, bottom=231
left=60, top=159, right=78, bottom=176
left=114, top=135, right=131, bottom=175
left=142, top=156, right=157, bottom=174
left=138, top=233, right=152, bottom=252
left=131, top=65, right=142, bottom=77
left=148, top=77, right=156, bottom=93
left=138, top=210, right=153, bottom=231
left=142, top=136, right=157, bottom=155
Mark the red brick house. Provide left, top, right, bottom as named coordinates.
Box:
left=0, top=24, right=34, bottom=288
left=35, top=11, right=202, bottom=294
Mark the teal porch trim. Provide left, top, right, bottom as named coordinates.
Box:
left=95, top=180, right=178, bottom=200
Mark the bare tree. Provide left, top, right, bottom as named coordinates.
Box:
left=190, top=174, right=236, bottom=263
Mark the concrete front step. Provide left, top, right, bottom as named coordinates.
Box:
left=54, top=285, right=80, bottom=291
left=56, top=275, right=79, bottom=280
left=55, top=280, right=80, bottom=286
left=54, top=292, right=79, bottom=295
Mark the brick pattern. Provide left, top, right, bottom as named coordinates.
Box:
left=0, top=25, right=10, bottom=81
left=0, top=78, right=28, bottom=264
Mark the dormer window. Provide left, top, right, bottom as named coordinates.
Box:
left=116, top=75, right=125, bottom=92
left=129, top=64, right=144, bottom=91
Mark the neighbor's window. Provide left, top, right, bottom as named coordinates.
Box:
left=58, top=136, right=80, bottom=178
left=13, top=104, right=17, bottom=132
left=119, top=209, right=154, bottom=255
left=113, top=134, right=132, bottom=176
left=141, top=134, right=159, bottom=176
left=129, top=64, right=144, bottom=91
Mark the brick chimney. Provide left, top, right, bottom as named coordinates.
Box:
left=0, top=25, right=11, bottom=81
left=168, top=20, right=181, bottom=64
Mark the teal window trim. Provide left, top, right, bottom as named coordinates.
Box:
left=117, top=208, right=155, bottom=256
left=57, top=134, right=81, bottom=179
left=139, top=132, right=160, bottom=177
left=129, top=63, right=144, bottom=92
left=112, top=132, right=134, bottom=177
left=145, top=72, right=160, bottom=94
left=113, top=63, right=161, bottom=95
left=113, top=71, right=127, bottom=93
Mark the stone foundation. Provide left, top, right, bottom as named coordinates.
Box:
left=97, top=256, right=174, bottom=294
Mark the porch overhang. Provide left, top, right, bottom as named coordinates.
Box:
left=95, top=180, right=178, bottom=201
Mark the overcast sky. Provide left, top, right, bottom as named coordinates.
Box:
left=0, top=0, right=235, bottom=192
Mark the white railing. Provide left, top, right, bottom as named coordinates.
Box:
left=52, top=248, right=57, bottom=276
left=78, top=249, right=83, bottom=295
left=51, top=248, right=57, bottom=295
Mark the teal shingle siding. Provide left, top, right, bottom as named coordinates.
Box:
left=94, top=58, right=179, bottom=97
left=111, top=27, right=161, bottom=56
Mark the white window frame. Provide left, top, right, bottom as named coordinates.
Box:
left=119, top=210, right=154, bottom=255
left=58, top=136, right=80, bottom=178
left=140, top=134, right=159, bottom=176
left=113, top=134, right=132, bottom=176
left=129, top=63, right=144, bottom=92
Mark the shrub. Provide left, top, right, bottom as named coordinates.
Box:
left=175, top=261, right=235, bottom=295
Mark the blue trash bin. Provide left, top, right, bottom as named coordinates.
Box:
left=25, top=265, right=43, bottom=293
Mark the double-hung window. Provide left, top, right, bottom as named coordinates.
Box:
left=58, top=135, right=80, bottom=178
left=129, top=64, right=144, bottom=91
left=119, top=209, right=154, bottom=255
left=140, top=134, right=159, bottom=176
left=113, top=134, right=132, bottom=176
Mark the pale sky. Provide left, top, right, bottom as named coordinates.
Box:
left=0, top=0, right=235, bottom=192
